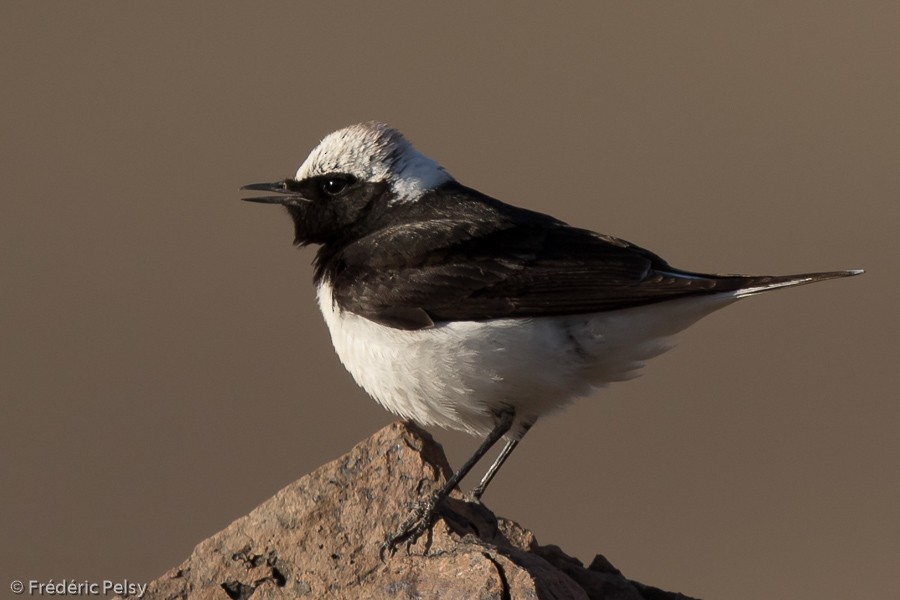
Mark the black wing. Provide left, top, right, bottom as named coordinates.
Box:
left=321, top=184, right=833, bottom=330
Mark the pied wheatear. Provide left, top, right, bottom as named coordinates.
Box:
left=242, top=122, right=862, bottom=554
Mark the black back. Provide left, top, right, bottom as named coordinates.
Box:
left=311, top=181, right=759, bottom=330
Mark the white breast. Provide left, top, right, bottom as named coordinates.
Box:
left=316, top=283, right=738, bottom=437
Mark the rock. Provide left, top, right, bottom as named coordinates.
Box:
left=137, top=422, right=699, bottom=599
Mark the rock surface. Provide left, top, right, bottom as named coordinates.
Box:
left=138, top=422, right=699, bottom=599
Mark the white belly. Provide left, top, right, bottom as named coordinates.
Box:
left=316, top=283, right=737, bottom=437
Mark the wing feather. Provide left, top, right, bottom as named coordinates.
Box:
left=320, top=183, right=846, bottom=330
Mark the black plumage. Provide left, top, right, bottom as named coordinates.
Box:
left=257, top=179, right=839, bottom=330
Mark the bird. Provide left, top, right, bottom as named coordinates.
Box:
left=241, top=121, right=862, bottom=555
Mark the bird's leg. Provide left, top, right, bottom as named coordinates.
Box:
left=467, top=421, right=532, bottom=501
left=381, top=410, right=515, bottom=559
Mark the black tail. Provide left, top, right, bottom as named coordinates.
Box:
left=723, top=269, right=864, bottom=298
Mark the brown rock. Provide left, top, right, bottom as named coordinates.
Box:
left=137, top=422, right=699, bottom=599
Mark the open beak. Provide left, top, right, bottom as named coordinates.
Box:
left=240, top=180, right=310, bottom=206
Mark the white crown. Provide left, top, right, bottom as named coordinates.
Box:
left=296, top=122, right=454, bottom=201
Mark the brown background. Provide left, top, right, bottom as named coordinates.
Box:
left=2, top=3, right=897, bottom=599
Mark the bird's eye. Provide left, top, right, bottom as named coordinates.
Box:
left=322, top=177, right=353, bottom=196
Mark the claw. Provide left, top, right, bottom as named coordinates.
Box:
left=380, top=496, right=438, bottom=561
left=378, top=540, right=394, bottom=563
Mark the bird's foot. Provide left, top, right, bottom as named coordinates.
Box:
left=380, top=495, right=439, bottom=561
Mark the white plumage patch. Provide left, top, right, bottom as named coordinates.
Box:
left=317, top=282, right=740, bottom=437
left=296, top=122, right=453, bottom=202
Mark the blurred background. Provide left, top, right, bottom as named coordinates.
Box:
left=1, top=3, right=897, bottom=599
